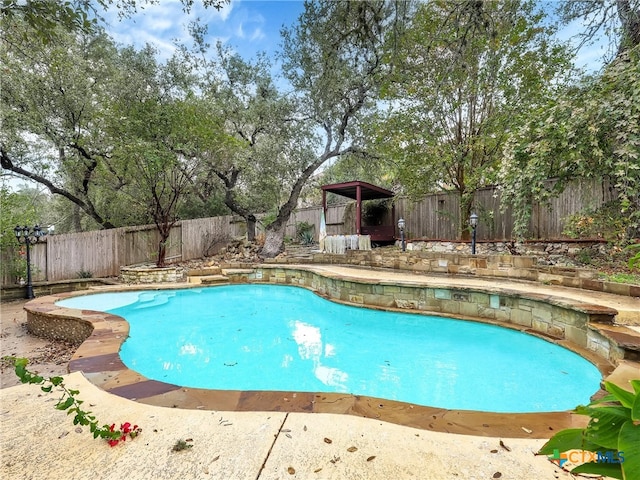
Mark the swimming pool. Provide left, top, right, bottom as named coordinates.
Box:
left=57, top=284, right=602, bottom=413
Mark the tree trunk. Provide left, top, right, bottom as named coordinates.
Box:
left=260, top=221, right=287, bottom=258
left=157, top=239, right=167, bottom=268
left=459, top=193, right=474, bottom=241
left=617, top=0, right=640, bottom=53
left=246, top=214, right=256, bottom=242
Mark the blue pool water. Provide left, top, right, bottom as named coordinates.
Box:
left=57, top=285, right=602, bottom=413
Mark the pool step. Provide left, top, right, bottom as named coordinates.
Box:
left=603, top=360, right=640, bottom=393
left=187, top=274, right=230, bottom=285
left=589, top=323, right=640, bottom=362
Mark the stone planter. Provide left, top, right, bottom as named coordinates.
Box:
left=120, top=264, right=184, bottom=284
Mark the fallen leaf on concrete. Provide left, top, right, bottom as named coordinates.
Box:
left=314, top=468, right=322, bottom=473
left=324, top=437, right=332, bottom=444
left=499, top=440, right=511, bottom=452
left=493, top=472, right=502, bottom=478
left=347, top=446, right=358, bottom=453
left=367, top=456, right=376, bottom=462
left=287, top=467, right=295, bottom=475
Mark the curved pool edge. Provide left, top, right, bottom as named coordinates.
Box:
left=22, top=269, right=638, bottom=439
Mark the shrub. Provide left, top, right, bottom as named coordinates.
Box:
left=538, top=380, right=640, bottom=479
left=296, top=221, right=315, bottom=245
left=562, top=201, right=634, bottom=243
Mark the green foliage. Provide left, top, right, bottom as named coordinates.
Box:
left=1, top=0, right=229, bottom=44
left=4, top=357, right=141, bottom=446
left=374, top=0, right=572, bottom=238
left=0, top=186, right=40, bottom=280
left=598, top=272, right=640, bottom=285
left=628, top=243, right=640, bottom=270
left=538, top=380, right=640, bottom=479
left=172, top=439, right=194, bottom=452
left=296, top=221, right=315, bottom=245
left=562, top=201, right=633, bottom=242
left=500, top=45, right=640, bottom=238
left=76, top=269, right=93, bottom=279
left=576, top=248, right=593, bottom=266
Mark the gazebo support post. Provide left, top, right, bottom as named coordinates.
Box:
left=356, top=184, right=362, bottom=235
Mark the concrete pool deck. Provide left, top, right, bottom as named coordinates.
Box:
left=1, top=371, right=574, bottom=480
left=2, top=265, right=639, bottom=479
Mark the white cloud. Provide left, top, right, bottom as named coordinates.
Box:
left=250, top=27, right=265, bottom=42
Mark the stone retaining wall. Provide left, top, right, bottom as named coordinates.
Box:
left=27, top=311, right=93, bottom=344
left=226, top=266, right=625, bottom=364
left=403, top=240, right=606, bottom=262
left=0, top=278, right=119, bottom=301
left=120, top=265, right=184, bottom=284
left=267, top=250, right=639, bottom=298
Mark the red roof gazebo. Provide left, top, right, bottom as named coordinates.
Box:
left=321, top=181, right=396, bottom=243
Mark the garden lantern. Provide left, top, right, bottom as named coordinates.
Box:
left=397, top=217, right=406, bottom=252
left=14, top=225, right=46, bottom=299
left=469, top=213, right=478, bottom=255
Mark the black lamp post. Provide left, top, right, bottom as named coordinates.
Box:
left=398, top=217, right=406, bottom=252
left=469, top=213, right=478, bottom=255
left=14, top=225, right=46, bottom=299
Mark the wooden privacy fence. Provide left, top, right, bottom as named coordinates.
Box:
left=1, top=178, right=615, bottom=285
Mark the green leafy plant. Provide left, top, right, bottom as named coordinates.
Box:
left=76, top=269, right=93, bottom=278
left=296, top=221, right=315, bottom=245
left=4, top=357, right=141, bottom=447
left=172, top=439, right=194, bottom=452
left=538, top=380, right=640, bottom=479
left=628, top=243, right=640, bottom=270
left=598, top=272, right=640, bottom=285
left=562, top=201, right=632, bottom=243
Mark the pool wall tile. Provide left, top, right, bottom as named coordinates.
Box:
left=489, top=294, right=500, bottom=309
left=510, top=309, right=533, bottom=327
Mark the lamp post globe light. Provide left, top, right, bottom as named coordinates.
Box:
left=469, top=213, right=478, bottom=255
left=14, top=225, right=47, bottom=299
left=397, top=217, right=406, bottom=252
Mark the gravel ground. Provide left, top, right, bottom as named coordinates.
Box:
left=0, top=300, right=78, bottom=388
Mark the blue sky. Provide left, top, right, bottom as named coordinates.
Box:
left=104, top=0, right=305, bottom=62
left=101, top=0, right=612, bottom=73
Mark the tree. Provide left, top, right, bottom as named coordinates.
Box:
left=1, top=0, right=229, bottom=43
left=256, top=0, right=408, bottom=257
left=181, top=43, right=300, bottom=242
left=0, top=21, right=123, bottom=229
left=103, top=45, right=232, bottom=267
left=373, top=0, right=572, bottom=239
left=0, top=183, right=49, bottom=281
left=499, top=45, right=640, bottom=238
left=556, top=0, right=640, bottom=58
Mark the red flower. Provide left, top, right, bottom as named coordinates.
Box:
left=108, top=439, right=119, bottom=447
